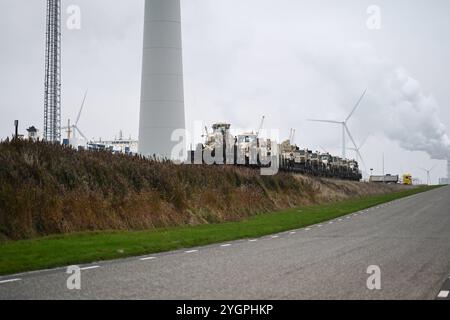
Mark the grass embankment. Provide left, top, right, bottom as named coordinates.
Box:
left=0, top=139, right=405, bottom=241
left=0, top=185, right=437, bottom=276
left=0, top=139, right=343, bottom=240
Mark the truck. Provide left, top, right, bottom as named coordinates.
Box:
left=402, top=173, right=413, bottom=185
left=369, top=174, right=399, bottom=184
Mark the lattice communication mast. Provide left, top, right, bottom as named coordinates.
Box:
left=44, top=0, right=62, bottom=142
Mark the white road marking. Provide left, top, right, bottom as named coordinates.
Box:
left=290, top=231, right=296, bottom=235
left=346, top=216, right=351, bottom=219
left=338, top=219, right=343, bottom=222
left=0, top=278, right=21, bottom=284
left=328, top=222, right=333, bottom=224
left=437, top=290, right=449, bottom=298
left=305, top=228, right=311, bottom=231
left=80, top=266, right=100, bottom=271
left=220, top=244, right=231, bottom=247
left=317, top=225, right=323, bottom=228
left=271, top=235, right=279, bottom=239
left=185, top=250, right=199, bottom=254
left=140, top=257, right=156, bottom=261
left=248, top=239, right=258, bottom=242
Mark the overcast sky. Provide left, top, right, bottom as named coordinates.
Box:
left=1, top=0, right=449, bottom=183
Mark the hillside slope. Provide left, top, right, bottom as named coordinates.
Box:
left=0, top=140, right=406, bottom=240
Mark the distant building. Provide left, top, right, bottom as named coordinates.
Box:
left=26, top=126, right=39, bottom=141
left=87, top=133, right=138, bottom=155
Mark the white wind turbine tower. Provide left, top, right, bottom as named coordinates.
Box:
left=420, top=164, right=438, bottom=185
left=138, top=0, right=186, bottom=159
left=62, top=91, right=89, bottom=142
left=308, top=90, right=367, bottom=159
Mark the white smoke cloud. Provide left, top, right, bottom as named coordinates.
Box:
left=306, top=43, right=450, bottom=161
left=385, top=68, right=450, bottom=160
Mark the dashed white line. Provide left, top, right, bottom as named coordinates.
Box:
left=140, top=257, right=156, bottom=261
left=271, top=235, right=279, bottom=239
left=185, top=250, right=199, bottom=254
left=248, top=239, right=258, bottom=242
left=0, top=278, right=21, bottom=284
left=317, top=225, right=323, bottom=228
left=328, top=222, right=333, bottom=224
left=289, top=231, right=296, bottom=235
left=437, top=290, right=449, bottom=298
left=220, top=244, right=231, bottom=247
left=80, top=266, right=100, bottom=271
left=338, top=219, right=343, bottom=222
left=305, top=228, right=311, bottom=231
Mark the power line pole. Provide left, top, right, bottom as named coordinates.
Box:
left=14, top=120, right=19, bottom=139
left=44, top=0, right=62, bottom=143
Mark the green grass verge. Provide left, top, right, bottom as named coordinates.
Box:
left=0, top=185, right=440, bottom=276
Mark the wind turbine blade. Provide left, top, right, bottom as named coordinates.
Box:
left=344, top=127, right=367, bottom=169
left=430, top=164, right=438, bottom=172
left=357, top=150, right=367, bottom=170
left=75, top=90, right=88, bottom=126
left=346, top=89, right=367, bottom=122
left=344, top=124, right=359, bottom=150
left=75, top=126, right=88, bottom=141
left=359, top=134, right=370, bottom=150
left=308, top=119, right=342, bottom=124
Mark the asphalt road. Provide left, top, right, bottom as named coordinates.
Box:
left=1, top=186, right=450, bottom=300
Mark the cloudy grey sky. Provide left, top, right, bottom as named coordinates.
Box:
left=1, top=0, right=449, bottom=183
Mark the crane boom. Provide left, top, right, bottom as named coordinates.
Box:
left=256, top=116, right=265, bottom=137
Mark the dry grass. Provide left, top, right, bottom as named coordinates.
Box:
left=0, top=139, right=407, bottom=241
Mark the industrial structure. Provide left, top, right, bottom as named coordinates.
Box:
left=87, top=133, right=139, bottom=155
left=43, top=0, right=62, bottom=142
left=26, top=126, right=40, bottom=141
left=138, top=0, right=186, bottom=159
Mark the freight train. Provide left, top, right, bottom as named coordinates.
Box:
left=189, top=123, right=362, bottom=181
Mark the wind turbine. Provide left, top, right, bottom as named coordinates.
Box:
left=420, top=164, right=438, bottom=185
left=308, top=89, right=367, bottom=159
left=62, top=91, right=89, bottom=142
left=348, top=134, right=369, bottom=170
